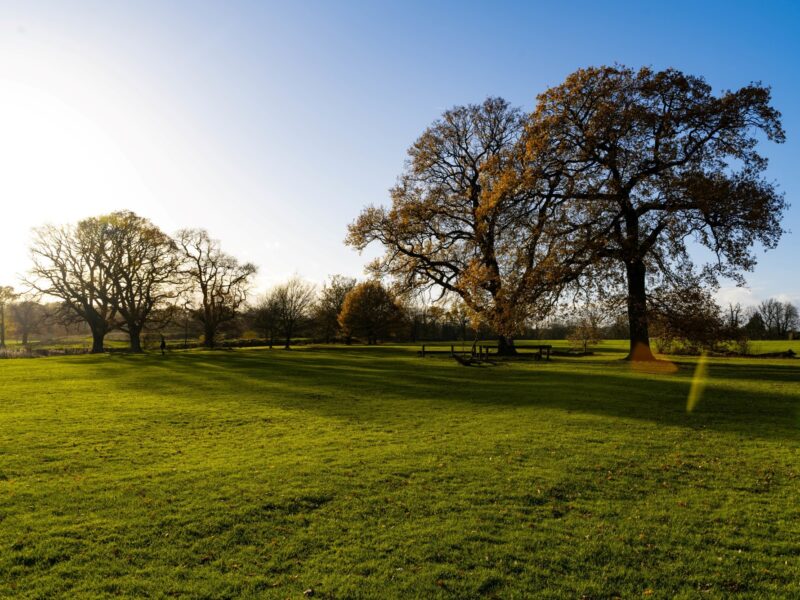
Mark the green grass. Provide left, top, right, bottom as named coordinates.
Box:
left=1, top=345, right=799, bottom=598
left=747, top=339, right=800, bottom=354
left=397, top=338, right=800, bottom=355
left=2, top=334, right=131, bottom=351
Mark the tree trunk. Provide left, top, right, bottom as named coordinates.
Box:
left=22, top=331, right=29, bottom=345
left=129, top=326, right=143, bottom=353
left=497, top=335, right=517, bottom=356
left=0, top=307, right=5, bottom=348
left=625, top=258, right=656, bottom=361
left=90, top=328, right=105, bottom=354
left=203, top=323, right=216, bottom=348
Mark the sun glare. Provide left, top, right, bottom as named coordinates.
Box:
left=686, top=352, right=709, bottom=413
left=0, top=79, right=150, bottom=217
left=0, top=39, right=170, bottom=282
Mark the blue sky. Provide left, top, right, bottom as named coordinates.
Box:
left=1, top=1, right=798, bottom=305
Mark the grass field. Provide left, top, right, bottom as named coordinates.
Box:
left=1, top=343, right=799, bottom=598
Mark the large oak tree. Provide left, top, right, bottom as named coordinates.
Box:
left=528, top=66, right=786, bottom=360
left=29, top=223, right=118, bottom=353
left=95, top=211, right=180, bottom=352
left=347, top=98, right=582, bottom=355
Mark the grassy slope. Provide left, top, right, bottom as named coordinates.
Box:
left=1, top=346, right=798, bottom=599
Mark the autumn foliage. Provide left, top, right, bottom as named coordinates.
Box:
left=338, top=281, right=404, bottom=344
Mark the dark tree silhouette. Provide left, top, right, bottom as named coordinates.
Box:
left=755, top=298, right=798, bottom=339
left=177, top=228, right=257, bottom=348
left=0, top=286, right=15, bottom=348
left=28, top=223, right=117, bottom=353
left=95, top=211, right=180, bottom=352
left=9, top=298, right=47, bottom=345
left=313, top=275, right=356, bottom=343
left=253, top=292, right=282, bottom=349
left=271, top=277, right=316, bottom=349
left=528, top=65, right=786, bottom=360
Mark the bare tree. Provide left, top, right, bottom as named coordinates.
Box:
left=724, top=303, right=744, bottom=331
left=0, top=286, right=16, bottom=348
left=177, top=298, right=201, bottom=348
left=567, top=304, right=605, bottom=353
left=9, top=297, right=47, bottom=345
left=648, top=283, right=724, bottom=352
left=253, top=292, right=282, bottom=348
left=757, top=298, right=799, bottom=339
left=28, top=223, right=117, bottom=353
left=176, top=229, right=257, bottom=348
left=313, top=274, right=356, bottom=343
left=777, top=302, right=799, bottom=338
left=757, top=299, right=781, bottom=337
left=447, top=300, right=471, bottom=344
left=271, top=277, right=316, bottom=349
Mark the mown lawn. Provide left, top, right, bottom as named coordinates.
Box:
left=1, top=344, right=798, bottom=598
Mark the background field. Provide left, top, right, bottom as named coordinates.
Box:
left=1, top=345, right=799, bottom=598
left=6, top=336, right=799, bottom=355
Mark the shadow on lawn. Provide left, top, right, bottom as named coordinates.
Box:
left=96, top=348, right=800, bottom=440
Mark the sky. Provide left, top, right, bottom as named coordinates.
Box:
left=1, top=0, right=798, bottom=306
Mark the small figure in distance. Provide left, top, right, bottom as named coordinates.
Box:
left=160, top=334, right=166, bottom=356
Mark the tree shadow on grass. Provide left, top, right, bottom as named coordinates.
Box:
left=94, top=348, right=800, bottom=441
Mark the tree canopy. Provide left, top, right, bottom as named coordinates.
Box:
left=347, top=98, right=584, bottom=355
left=28, top=222, right=118, bottom=353
left=526, top=65, right=786, bottom=359
left=177, top=228, right=257, bottom=348
left=338, top=280, right=404, bottom=345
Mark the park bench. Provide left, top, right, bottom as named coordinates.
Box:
left=417, top=343, right=552, bottom=361
left=479, top=344, right=552, bottom=360
left=525, top=344, right=552, bottom=360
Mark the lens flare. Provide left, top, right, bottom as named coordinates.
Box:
left=687, top=352, right=709, bottom=413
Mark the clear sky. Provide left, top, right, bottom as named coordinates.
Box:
left=1, top=1, right=798, bottom=305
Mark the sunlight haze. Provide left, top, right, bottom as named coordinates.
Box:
left=1, top=1, right=798, bottom=304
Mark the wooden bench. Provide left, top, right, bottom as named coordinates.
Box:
left=478, top=344, right=552, bottom=360
left=418, top=344, right=466, bottom=357
left=418, top=344, right=552, bottom=361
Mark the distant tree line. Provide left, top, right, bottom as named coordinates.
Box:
left=0, top=292, right=108, bottom=350
left=12, top=211, right=256, bottom=353
left=3, top=253, right=796, bottom=355
left=738, top=299, right=799, bottom=340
